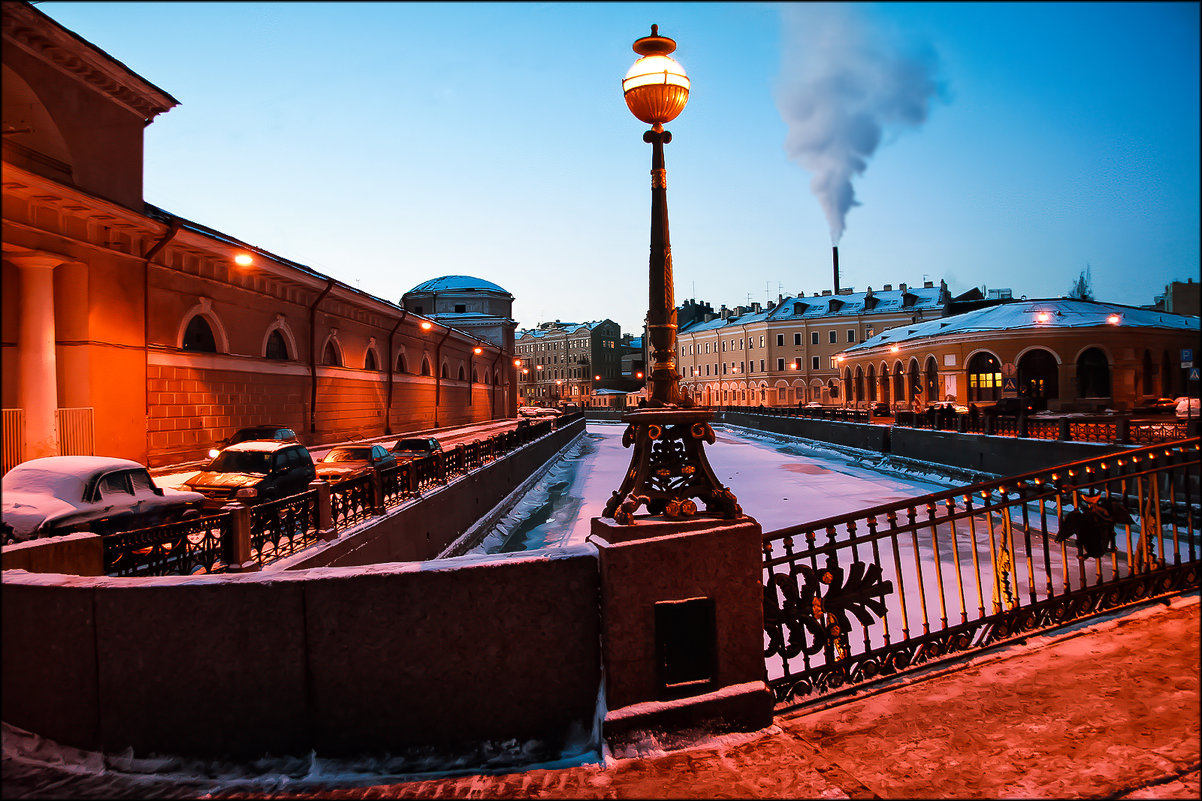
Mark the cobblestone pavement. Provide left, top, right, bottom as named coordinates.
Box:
left=4, top=594, right=1198, bottom=799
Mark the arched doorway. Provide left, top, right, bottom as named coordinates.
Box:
left=866, top=365, right=876, bottom=401
left=854, top=366, right=864, bottom=404
left=892, top=362, right=905, bottom=406
left=1141, top=350, right=1155, bottom=397
left=967, top=352, right=1002, bottom=403
left=1076, top=348, right=1111, bottom=399
left=1017, top=348, right=1058, bottom=410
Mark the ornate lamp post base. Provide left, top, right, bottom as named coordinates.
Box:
left=602, top=407, right=741, bottom=525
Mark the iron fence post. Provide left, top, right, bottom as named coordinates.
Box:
left=1117, top=417, right=1131, bottom=444
left=1058, top=419, right=1071, bottom=440
left=309, top=479, right=337, bottom=541
left=221, top=500, right=258, bottom=572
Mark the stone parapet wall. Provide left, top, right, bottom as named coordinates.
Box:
left=1, top=548, right=602, bottom=759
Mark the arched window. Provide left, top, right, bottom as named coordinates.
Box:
left=421, top=357, right=432, bottom=376
left=458, top=365, right=466, bottom=381
left=967, top=352, right=1002, bottom=403
left=1076, top=348, right=1111, bottom=399
left=265, top=330, right=290, bottom=360
left=441, top=363, right=449, bottom=379
left=322, top=341, right=342, bottom=367
left=396, top=352, right=407, bottom=373
left=924, top=356, right=939, bottom=400
left=365, top=349, right=379, bottom=371
left=1018, top=348, right=1059, bottom=407
left=182, top=315, right=217, bottom=353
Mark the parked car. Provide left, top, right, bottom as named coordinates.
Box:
left=314, top=444, right=397, bottom=483
left=984, top=397, right=1037, bottom=417
left=185, top=441, right=316, bottom=512
left=391, top=437, right=444, bottom=462
left=1175, top=396, right=1200, bottom=420
left=2, top=456, right=204, bottom=544
left=868, top=402, right=891, bottom=417
left=518, top=406, right=561, bottom=418
left=208, top=425, right=298, bottom=458
left=1134, top=397, right=1179, bottom=415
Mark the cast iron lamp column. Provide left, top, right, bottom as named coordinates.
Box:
left=602, top=26, right=740, bottom=525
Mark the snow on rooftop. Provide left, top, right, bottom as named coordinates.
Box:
left=406, top=275, right=511, bottom=295
left=845, top=298, right=1200, bottom=353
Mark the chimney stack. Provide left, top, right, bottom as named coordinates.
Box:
left=832, top=246, right=840, bottom=295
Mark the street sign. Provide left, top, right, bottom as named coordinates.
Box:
left=1002, top=363, right=1017, bottom=378
left=1002, top=376, right=1018, bottom=394
left=1190, top=367, right=1200, bottom=382
left=1183, top=348, right=1194, bottom=363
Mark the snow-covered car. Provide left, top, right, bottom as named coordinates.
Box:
left=185, top=441, right=316, bottom=512
left=1175, top=396, right=1200, bottom=419
left=1135, top=397, right=1179, bottom=415
left=391, top=437, right=443, bottom=462
left=314, top=444, right=397, bottom=483
left=1, top=456, right=204, bottom=544
left=208, top=425, right=298, bottom=459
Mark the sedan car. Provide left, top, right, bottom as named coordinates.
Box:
left=2, top=456, right=204, bottom=544
left=314, top=444, right=397, bottom=483
left=208, top=425, right=298, bottom=458
left=391, top=437, right=443, bottom=462
left=185, top=441, right=316, bottom=512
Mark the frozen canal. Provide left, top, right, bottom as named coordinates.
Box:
left=470, top=421, right=964, bottom=554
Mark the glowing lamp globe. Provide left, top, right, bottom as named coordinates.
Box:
left=623, top=25, right=689, bottom=126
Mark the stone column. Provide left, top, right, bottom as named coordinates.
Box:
left=11, top=254, right=65, bottom=460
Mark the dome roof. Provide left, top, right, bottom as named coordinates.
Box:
left=406, top=275, right=510, bottom=295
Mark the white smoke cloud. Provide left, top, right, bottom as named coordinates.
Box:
left=776, top=4, right=944, bottom=244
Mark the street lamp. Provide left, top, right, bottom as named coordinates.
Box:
left=602, top=25, right=740, bottom=525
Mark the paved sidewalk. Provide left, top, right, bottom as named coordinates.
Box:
left=3, top=594, right=1198, bottom=799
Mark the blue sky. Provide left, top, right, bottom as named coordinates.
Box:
left=37, top=2, right=1200, bottom=335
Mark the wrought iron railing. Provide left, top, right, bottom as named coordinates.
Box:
left=89, top=415, right=578, bottom=576
left=250, top=491, right=320, bottom=564
left=330, top=473, right=374, bottom=529
left=103, top=512, right=232, bottom=577
left=762, top=437, right=1200, bottom=709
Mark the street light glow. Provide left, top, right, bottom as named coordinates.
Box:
left=473, top=347, right=483, bottom=355
left=233, top=253, right=253, bottom=267
left=420, top=321, right=433, bottom=331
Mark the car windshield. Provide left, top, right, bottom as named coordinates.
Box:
left=207, top=450, right=272, bottom=474
left=323, top=447, right=370, bottom=463
left=395, top=439, right=433, bottom=451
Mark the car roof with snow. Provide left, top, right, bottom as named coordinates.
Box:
left=2, top=456, right=148, bottom=497
left=223, top=440, right=303, bottom=453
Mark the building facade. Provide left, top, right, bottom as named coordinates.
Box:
left=837, top=299, right=1200, bottom=412
left=1, top=2, right=513, bottom=470
left=677, top=281, right=952, bottom=406
left=515, top=319, right=622, bottom=405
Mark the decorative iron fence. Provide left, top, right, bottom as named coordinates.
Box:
left=250, top=491, right=320, bottom=564
left=88, top=414, right=578, bottom=577
left=330, top=473, right=375, bottom=529
left=103, top=513, right=231, bottom=577
left=762, top=437, right=1201, bottom=710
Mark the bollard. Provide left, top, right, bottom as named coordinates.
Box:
left=1017, top=412, right=1028, bottom=439
left=1058, top=418, right=1071, bottom=440
left=1116, top=417, right=1130, bottom=444
left=308, top=479, right=337, bottom=541
left=221, top=499, right=259, bottom=572
left=370, top=470, right=384, bottom=514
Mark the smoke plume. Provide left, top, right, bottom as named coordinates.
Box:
left=776, top=4, right=944, bottom=244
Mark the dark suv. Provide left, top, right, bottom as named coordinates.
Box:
left=185, top=441, right=316, bottom=512
left=984, top=397, right=1037, bottom=418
